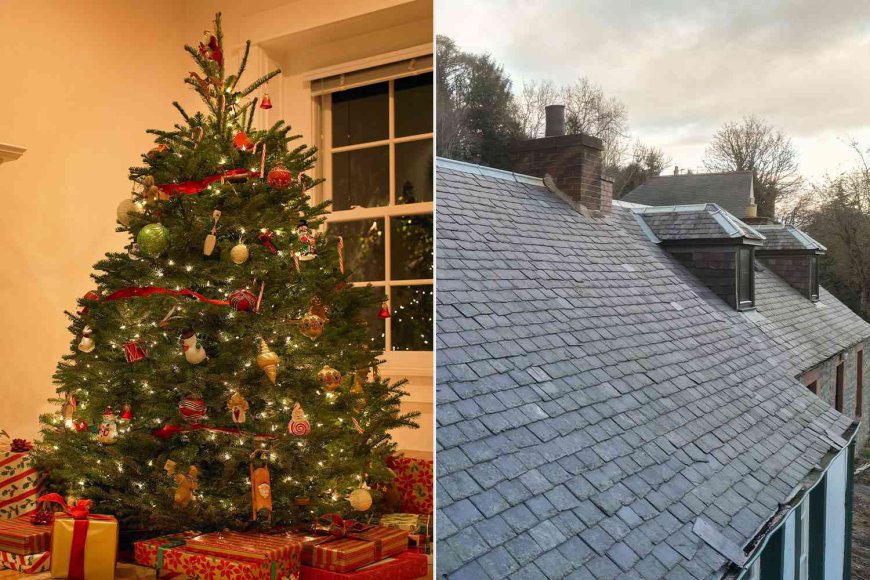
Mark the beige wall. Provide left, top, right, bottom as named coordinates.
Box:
left=0, top=0, right=433, bottom=456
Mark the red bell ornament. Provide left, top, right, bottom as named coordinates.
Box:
left=229, top=288, right=257, bottom=312
left=260, top=94, right=273, bottom=109
left=232, top=132, right=255, bottom=151
left=378, top=303, right=391, bottom=319
left=124, top=340, right=148, bottom=363
left=120, top=403, right=134, bottom=421
left=267, top=163, right=293, bottom=189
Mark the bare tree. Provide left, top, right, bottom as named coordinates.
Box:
left=611, top=141, right=671, bottom=198
left=703, top=116, right=802, bottom=218
left=514, top=78, right=629, bottom=167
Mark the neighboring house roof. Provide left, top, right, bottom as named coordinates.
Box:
left=633, top=204, right=764, bottom=243
left=436, top=159, right=854, bottom=580
left=753, top=224, right=827, bottom=252
left=622, top=172, right=754, bottom=218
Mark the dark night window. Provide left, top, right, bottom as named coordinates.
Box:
left=737, top=247, right=755, bottom=310
left=836, top=360, right=844, bottom=412
left=810, top=255, right=820, bottom=301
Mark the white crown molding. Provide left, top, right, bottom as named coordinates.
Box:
left=0, top=143, right=25, bottom=165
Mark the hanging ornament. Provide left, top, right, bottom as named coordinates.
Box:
left=256, top=338, right=279, bottom=384
left=351, top=417, right=364, bottom=434
left=227, top=392, right=249, bottom=424
left=300, top=310, right=325, bottom=341
left=78, top=327, right=95, bottom=353
left=316, top=365, right=342, bottom=392
left=294, top=497, right=311, bottom=506
left=348, top=488, right=373, bottom=512
left=230, top=241, right=249, bottom=264
left=296, top=220, right=317, bottom=261
left=77, top=290, right=101, bottom=315
left=116, top=197, right=144, bottom=227
left=198, top=30, right=222, bottom=65
left=147, top=144, right=170, bottom=158
left=378, top=302, right=391, bottom=319
left=137, top=223, right=170, bottom=257
left=180, top=328, right=207, bottom=364
left=257, top=230, right=278, bottom=254
left=310, top=297, right=329, bottom=319
left=140, top=176, right=163, bottom=204
left=267, top=163, right=292, bottom=189
left=288, top=403, right=310, bottom=436
left=73, top=420, right=88, bottom=433
left=97, top=407, right=119, bottom=444
left=232, top=132, right=255, bottom=151
left=260, top=94, right=273, bottom=109
left=124, top=340, right=147, bottom=363
left=203, top=203, right=223, bottom=256
left=351, top=370, right=366, bottom=395
left=120, top=403, right=134, bottom=422
left=337, top=236, right=345, bottom=274
left=179, top=394, right=207, bottom=424
left=165, top=460, right=199, bottom=508
left=250, top=450, right=273, bottom=521
left=229, top=288, right=257, bottom=312
left=61, top=394, right=77, bottom=427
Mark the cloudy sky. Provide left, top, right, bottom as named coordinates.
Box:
left=437, top=0, right=870, bottom=180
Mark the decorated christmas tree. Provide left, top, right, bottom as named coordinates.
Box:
left=33, top=13, right=417, bottom=534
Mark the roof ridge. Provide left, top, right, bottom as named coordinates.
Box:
left=648, top=170, right=754, bottom=180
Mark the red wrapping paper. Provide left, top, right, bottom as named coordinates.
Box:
left=285, top=525, right=409, bottom=573
left=299, top=550, right=427, bottom=580
left=0, top=549, right=50, bottom=574
left=0, top=450, right=45, bottom=519
left=0, top=514, right=52, bottom=555
left=133, top=531, right=200, bottom=568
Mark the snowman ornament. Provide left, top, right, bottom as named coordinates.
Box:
left=180, top=328, right=207, bottom=365
left=97, top=406, right=119, bottom=444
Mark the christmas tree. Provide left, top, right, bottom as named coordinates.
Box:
left=33, top=13, right=417, bottom=534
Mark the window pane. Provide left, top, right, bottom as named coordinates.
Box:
left=391, top=214, right=433, bottom=280
left=332, top=146, right=389, bottom=210
left=395, top=73, right=433, bottom=137
left=395, top=139, right=433, bottom=204
left=331, top=82, right=388, bottom=147
left=328, top=219, right=385, bottom=282
left=391, top=285, right=433, bottom=351
left=738, top=248, right=752, bottom=304
left=361, top=298, right=386, bottom=351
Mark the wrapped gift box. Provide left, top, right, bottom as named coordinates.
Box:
left=285, top=525, right=409, bottom=573
left=133, top=530, right=200, bottom=568
left=378, top=514, right=430, bottom=554
left=50, top=512, right=118, bottom=580
left=299, top=550, right=427, bottom=580
left=0, top=514, right=52, bottom=555
left=0, top=449, right=45, bottom=519
left=158, top=531, right=301, bottom=580
left=0, top=549, right=50, bottom=574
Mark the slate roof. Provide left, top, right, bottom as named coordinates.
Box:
left=753, top=224, right=827, bottom=252
left=622, top=172, right=754, bottom=218
left=633, top=204, right=764, bottom=243
left=436, top=159, right=854, bottom=580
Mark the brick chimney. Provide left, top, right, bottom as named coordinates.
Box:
left=510, top=104, right=611, bottom=214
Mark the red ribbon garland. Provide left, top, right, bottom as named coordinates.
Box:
left=156, top=169, right=258, bottom=197
left=104, top=286, right=229, bottom=306
left=151, top=423, right=277, bottom=440
left=37, top=494, right=114, bottom=580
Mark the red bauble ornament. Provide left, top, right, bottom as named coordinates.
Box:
left=124, top=340, right=148, bottom=363
left=179, top=394, right=207, bottom=424
left=228, top=288, right=257, bottom=312
left=260, top=94, right=273, bottom=109
left=232, top=132, right=255, bottom=151
left=267, top=164, right=293, bottom=189
left=77, top=290, right=100, bottom=315
left=378, top=303, right=391, bottom=319
left=120, top=403, right=134, bottom=421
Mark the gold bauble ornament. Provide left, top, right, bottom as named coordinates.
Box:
left=256, top=338, right=279, bottom=384
left=300, top=312, right=325, bottom=341
left=316, top=365, right=342, bottom=392
left=230, top=243, right=249, bottom=264
left=348, top=488, right=373, bottom=511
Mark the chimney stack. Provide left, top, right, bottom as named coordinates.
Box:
left=545, top=105, right=566, bottom=137
left=511, top=104, right=611, bottom=214
left=674, top=166, right=679, bottom=176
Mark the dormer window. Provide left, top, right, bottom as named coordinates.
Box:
left=737, top=247, right=755, bottom=310
left=753, top=224, right=826, bottom=302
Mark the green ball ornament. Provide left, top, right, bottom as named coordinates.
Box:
left=137, top=223, right=170, bottom=257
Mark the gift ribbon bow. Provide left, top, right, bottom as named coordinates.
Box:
left=37, top=494, right=115, bottom=580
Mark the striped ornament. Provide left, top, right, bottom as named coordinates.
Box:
left=179, top=396, right=207, bottom=424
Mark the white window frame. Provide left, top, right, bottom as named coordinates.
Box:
left=747, top=558, right=760, bottom=580
left=799, top=495, right=810, bottom=580
left=312, top=60, right=433, bottom=361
